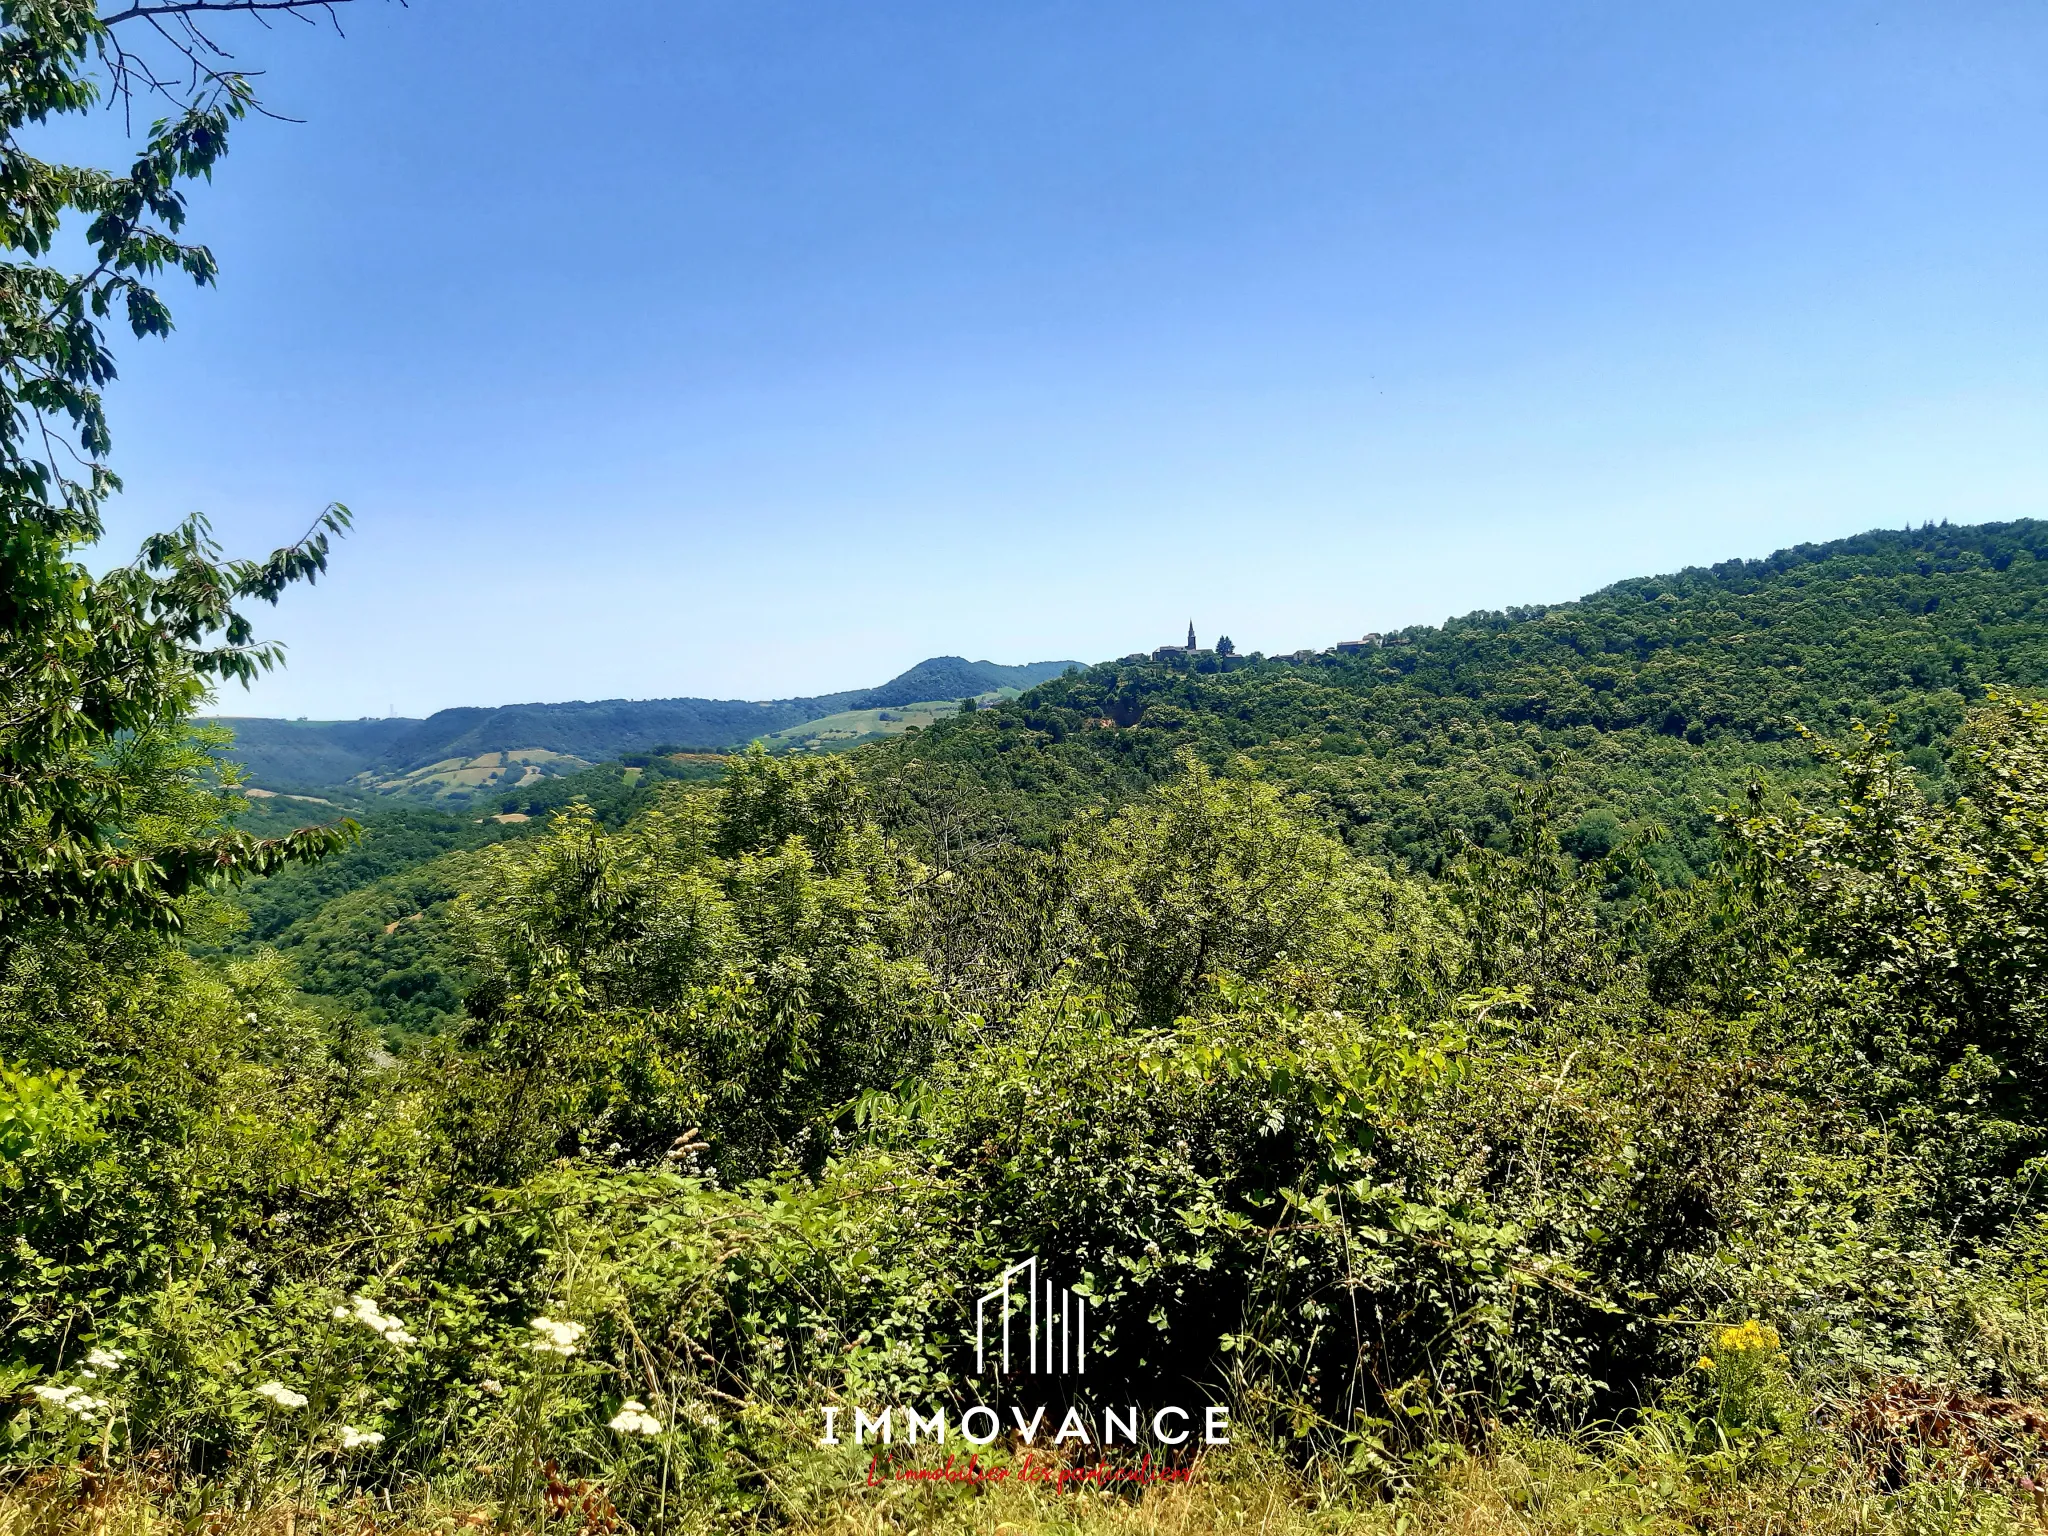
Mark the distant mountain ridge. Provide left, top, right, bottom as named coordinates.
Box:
left=211, top=656, right=1084, bottom=791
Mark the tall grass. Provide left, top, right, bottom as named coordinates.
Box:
left=7, top=1423, right=2047, bottom=1536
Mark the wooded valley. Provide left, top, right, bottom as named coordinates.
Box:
left=16, top=516, right=2048, bottom=1533
left=6, top=4, right=2048, bottom=1533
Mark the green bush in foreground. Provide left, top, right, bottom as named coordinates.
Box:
left=6, top=703, right=2048, bottom=1529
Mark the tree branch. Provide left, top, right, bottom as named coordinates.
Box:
left=100, top=2, right=355, bottom=23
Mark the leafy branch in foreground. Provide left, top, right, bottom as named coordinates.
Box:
left=0, top=0, right=362, bottom=931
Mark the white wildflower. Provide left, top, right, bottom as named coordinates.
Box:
left=85, top=1348, right=126, bottom=1371
left=34, top=1384, right=110, bottom=1418
left=338, top=1426, right=385, bottom=1450
left=607, top=1399, right=662, bottom=1436
left=478, top=1378, right=505, bottom=1397
left=255, top=1381, right=309, bottom=1410
left=526, top=1316, right=585, bottom=1357
left=343, top=1295, right=416, bottom=1348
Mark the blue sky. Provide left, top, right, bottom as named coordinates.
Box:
left=78, top=0, right=2048, bottom=717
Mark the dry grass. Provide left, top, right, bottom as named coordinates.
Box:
left=7, top=1432, right=2047, bottom=1536
left=775, top=1438, right=2045, bottom=1536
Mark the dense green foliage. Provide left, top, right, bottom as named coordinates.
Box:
left=229, top=842, right=504, bottom=1037
left=234, top=523, right=2048, bottom=1060
left=493, top=753, right=728, bottom=821
left=872, top=521, right=2048, bottom=879
left=17, top=690, right=2048, bottom=1531
left=39, top=513, right=2032, bottom=1532
left=228, top=807, right=529, bottom=947
left=208, top=760, right=730, bottom=1038
left=7, top=12, right=2048, bottom=1530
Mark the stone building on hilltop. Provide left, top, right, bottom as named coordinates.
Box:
left=1150, top=624, right=1248, bottom=670
left=1153, top=621, right=1201, bottom=662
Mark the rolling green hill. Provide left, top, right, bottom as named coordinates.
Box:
left=208, top=656, right=1082, bottom=794
left=353, top=747, right=593, bottom=799
left=204, top=717, right=423, bottom=790
left=867, top=520, right=2048, bottom=878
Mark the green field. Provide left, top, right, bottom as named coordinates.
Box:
left=354, top=746, right=591, bottom=800
left=752, top=689, right=1018, bottom=753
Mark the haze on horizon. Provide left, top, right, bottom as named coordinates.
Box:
left=83, top=0, right=2048, bottom=719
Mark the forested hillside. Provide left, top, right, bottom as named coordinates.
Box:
left=217, top=756, right=728, bottom=1036
left=222, top=520, right=2048, bottom=1060
left=38, top=663, right=2048, bottom=1534
left=205, top=717, right=424, bottom=789
left=874, top=520, right=2048, bottom=880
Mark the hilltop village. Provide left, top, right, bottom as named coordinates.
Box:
left=1139, top=622, right=1413, bottom=669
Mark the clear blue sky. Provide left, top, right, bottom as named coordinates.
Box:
left=82, top=0, right=2048, bottom=718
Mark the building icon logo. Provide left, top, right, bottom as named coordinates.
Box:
left=974, top=1255, right=1088, bottom=1376
left=816, top=1256, right=1234, bottom=1452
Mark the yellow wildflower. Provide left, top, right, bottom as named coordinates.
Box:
left=1713, top=1320, right=1780, bottom=1354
